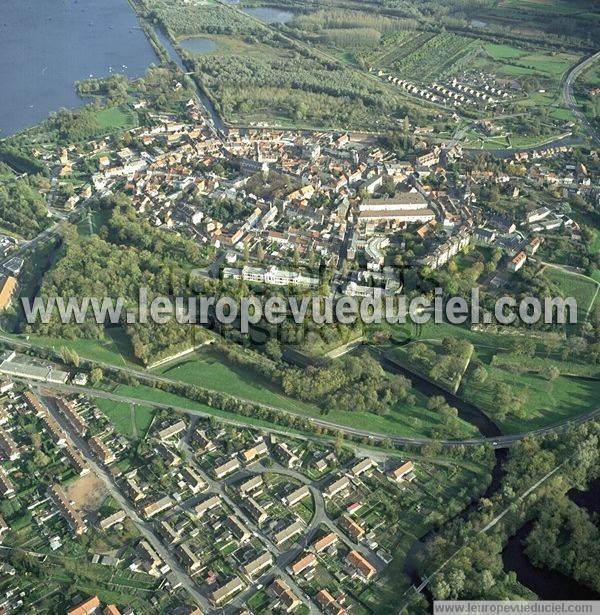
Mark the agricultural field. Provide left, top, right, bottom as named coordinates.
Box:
left=142, top=0, right=433, bottom=131
left=386, top=33, right=478, bottom=81
left=469, top=43, right=580, bottom=110
left=498, top=0, right=594, bottom=16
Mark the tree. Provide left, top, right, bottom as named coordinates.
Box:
left=90, top=367, right=104, bottom=386
left=471, top=365, right=488, bottom=385
left=542, top=365, right=560, bottom=381
left=265, top=339, right=282, bottom=362
left=59, top=346, right=80, bottom=368
left=334, top=431, right=345, bottom=455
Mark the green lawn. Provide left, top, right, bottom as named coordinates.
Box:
left=483, top=42, right=526, bottom=61
left=155, top=348, right=477, bottom=439
left=544, top=267, right=599, bottom=324
left=111, top=383, right=308, bottom=434
left=8, top=327, right=139, bottom=367
left=156, top=348, right=322, bottom=415
left=491, top=352, right=600, bottom=378
left=94, top=106, right=138, bottom=132
left=460, top=366, right=600, bottom=433
left=94, top=398, right=155, bottom=440
left=378, top=319, right=523, bottom=350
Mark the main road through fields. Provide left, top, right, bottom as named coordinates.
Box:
left=29, top=378, right=600, bottom=450
left=2, top=329, right=600, bottom=448
left=563, top=50, right=600, bottom=146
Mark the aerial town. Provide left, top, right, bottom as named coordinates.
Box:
left=15, top=94, right=592, bottom=308
left=0, top=383, right=433, bottom=613
left=0, top=0, right=599, bottom=612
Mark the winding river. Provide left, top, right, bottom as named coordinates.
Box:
left=381, top=355, right=502, bottom=439
left=502, top=522, right=600, bottom=600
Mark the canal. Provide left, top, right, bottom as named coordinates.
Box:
left=151, top=27, right=228, bottom=134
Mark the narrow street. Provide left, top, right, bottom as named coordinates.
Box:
left=36, top=392, right=211, bottom=612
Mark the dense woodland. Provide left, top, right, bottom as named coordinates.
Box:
left=406, top=337, right=474, bottom=391
left=0, top=172, right=50, bottom=239
left=26, top=194, right=212, bottom=365
left=281, top=351, right=415, bottom=415
left=417, top=421, right=600, bottom=603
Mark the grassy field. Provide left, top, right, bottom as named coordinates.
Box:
left=94, top=398, right=155, bottom=440
left=155, top=348, right=477, bottom=439
left=478, top=42, right=580, bottom=77
left=460, top=365, right=600, bottom=433
left=371, top=319, right=600, bottom=434
left=7, top=327, right=139, bottom=367
left=465, top=42, right=581, bottom=132
left=491, top=353, right=600, bottom=378
left=110, top=383, right=311, bottom=434
left=94, top=106, right=138, bottom=132
left=500, top=0, right=593, bottom=14
left=544, top=266, right=599, bottom=324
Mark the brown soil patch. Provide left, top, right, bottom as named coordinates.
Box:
left=65, top=473, right=107, bottom=512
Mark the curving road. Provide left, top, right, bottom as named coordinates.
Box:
left=30, top=379, right=600, bottom=452
left=37, top=394, right=211, bottom=611
left=563, top=50, right=600, bottom=146
left=4, top=324, right=599, bottom=450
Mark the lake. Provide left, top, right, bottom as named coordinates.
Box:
left=241, top=7, right=294, bottom=24
left=0, top=0, right=158, bottom=137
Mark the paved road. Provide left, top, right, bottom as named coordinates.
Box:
left=3, top=326, right=600, bottom=449
left=0, top=220, right=63, bottom=271
left=237, top=462, right=386, bottom=570
left=563, top=50, right=600, bottom=146
left=36, top=392, right=211, bottom=612
left=13, top=368, right=600, bottom=452
left=178, top=420, right=320, bottom=615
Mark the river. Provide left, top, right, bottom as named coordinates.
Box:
left=569, top=478, right=600, bottom=515
left=502, top=522, right=600, bottom=599
left=381, top=356, right=502, bottom=439
left=0, top=0, right=159, bottom=138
